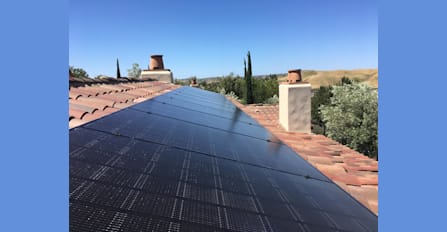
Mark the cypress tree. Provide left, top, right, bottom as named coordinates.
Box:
left=116, top=58, right=121, bottom=79
left=244, top=59, right=247, bottom=78
left=246, top=51, right=254, bottom=104
left=244, top=59, right=248, bottom=103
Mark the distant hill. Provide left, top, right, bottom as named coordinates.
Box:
left=278, top=69, right=378, bottom=89
left=197, top=69, right=378, bottom=89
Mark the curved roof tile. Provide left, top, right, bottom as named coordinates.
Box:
left=69, top=91, right=83, bottom=100
left=69, top=81, right=179, bottom=127
left=94, top=94, right=127, bottom=103
left=71, top=100, right=108, bottom=111
left=69, top=102, right=97, bottom=114
left=69, top=89, right=91, bottom=98
left=69, top=108, right=88, bottom=120
left=75, top=96, right=116, bottom=109
left=68, top=118, right=86, bottom=128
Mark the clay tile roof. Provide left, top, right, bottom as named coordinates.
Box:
left=69, top=88, right=91, bottom=98
left=69, top=97, right=107, bottom=110
left=69, top=102, right=97, bottom=114
left=228, top=98, right=379, bottom=215
left=68, top=79, right=180, bottom=128
left=72, top=87, right=101, bottom=96
left=69, top=108, right=88, bottom=120
left=99, top=85, right=125, bottom=92
left=68, top=118, right=85, bottom=128
left=68, top=91, right=82, bottom=100
left=73, top=96, right=115, bottom=110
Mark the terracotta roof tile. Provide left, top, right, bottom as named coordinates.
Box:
left=69, top=91, right=82, bottom=100
left=133, top=97, right=152, bottom=103
left=79, top=96, right=116, bottom=107
left=81, top=107, right=120, bottom=122
left=307, top=156, right=334, bottom=165
left=227, top=98, right=379, bottom=215
left=69, top=89, right=92, bottom=98
left=69, top=108, right=88, bottom=120
left=99, top=85, right=126, bottom=92
left=69, top=102, right=97, bottom=114
left=113, top=102, right=135, bottom=109
left=72, top=97, right=115, bottom=111
left=95, top=93, right=129, bottom=103
left=68, top=118, right=85, bottom=128
left=69, top=80, right=179, bottom=129
left=73, top=87, right=102, bottom=96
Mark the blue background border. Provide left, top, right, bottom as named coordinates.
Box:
left=379, top=0, right=447, bottom=231
left=1, top=0, right=446, bottom=231
left=1, top=0, right=68, bottom=231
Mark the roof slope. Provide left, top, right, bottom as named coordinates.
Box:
left=70, top=86, right=377, bottom=231
left=228, top=102, right=379, bottom=215
left=69, top=80, right=179, bottom=128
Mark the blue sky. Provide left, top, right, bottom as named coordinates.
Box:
left=69, top=0, right=377, bottom=79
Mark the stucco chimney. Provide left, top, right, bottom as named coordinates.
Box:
left=279, top=69, right=311, bottom=133
left=149, top=55, right=165, bottom=70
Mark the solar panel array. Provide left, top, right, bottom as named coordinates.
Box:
left=69, top=86, right=378, bottom=232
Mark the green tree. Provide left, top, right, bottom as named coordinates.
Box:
left=127, top=63, right=142, bottom=78
left=311, top=86, right=333, bottom=135
left=340, top=76, right=353, bottom=85
left=250, top=75, right=279, bottom=104
left=174, top=78, right=187, bottom=86
left=244, top=51, right=254, bottom=104
left=320, top=83, right=378, bottom=159
left=116, top=59, right=121, bottom=79
left=267, top=74, right=278, bottom=80
left=69, top=66, right=89, bottom=78
left=199, top=80, right=208, bottom=88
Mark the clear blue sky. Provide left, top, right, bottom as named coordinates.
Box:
left=69, top=0, right=377, bottom=79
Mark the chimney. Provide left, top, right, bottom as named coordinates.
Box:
left=141, top=54, right=174, bottom=83
left=189, top=78, right=199, bottom=87
left=149, top=55, right=165, bottom=70
left=287, top=69, right=302, bottom=83
left=279, top=69, right=311, bottom=133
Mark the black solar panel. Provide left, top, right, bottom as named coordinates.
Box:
left=70, top=86, right=378, bottom=232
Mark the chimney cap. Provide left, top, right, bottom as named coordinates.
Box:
left=287, top=69, right=302, bottom=84
left=151, top=54, right=163, bottom=57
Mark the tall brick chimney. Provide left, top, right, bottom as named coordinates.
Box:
left=279, top=69, right=311, bottom=133
left=149, top=55, right=165, bottom=70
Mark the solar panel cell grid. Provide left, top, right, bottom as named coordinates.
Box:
left=69, top=86, right=378, bottom=231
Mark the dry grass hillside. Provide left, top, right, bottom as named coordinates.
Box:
left=278, top=69, right=378, bottom=89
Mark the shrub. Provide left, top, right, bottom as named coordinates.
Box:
left=311, top=86, right=333, bottom=135
left=218, top=87, right=226, bottom=95
left=264, top=94, right=279, bottom=104
left=320, top=83, right=378, bottom=159
left=226, top=91, right=239, bottom=100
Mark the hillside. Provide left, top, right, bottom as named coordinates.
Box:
left=277, top=69, right=378, bottom=89
left=196, top=69, right=378, bottom=89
